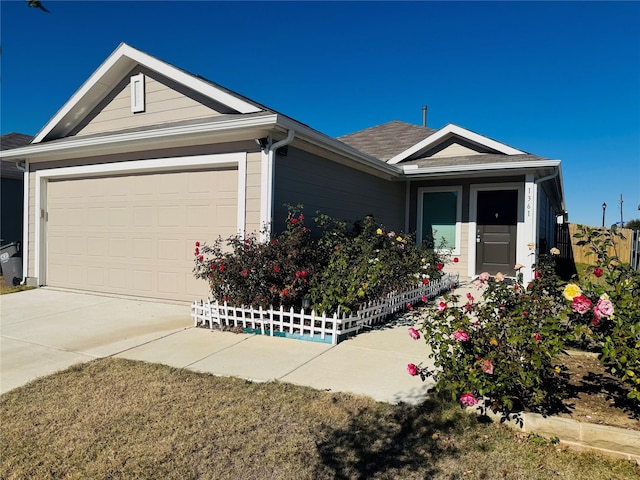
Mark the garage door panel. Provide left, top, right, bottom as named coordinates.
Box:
left=46, top=168, right=237, bottom=301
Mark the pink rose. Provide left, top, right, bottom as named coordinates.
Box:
left=290, top=218, right=298, bottom=224
left=460, top=392, right=478, bottom=407
left=194, top=248, right=199, bottom=255
left=466, top=292, right=474, bottom=301
left=406, top=302, right=413, bottom=310
left=436, top=263, right=444, bottom=271
left=422, top=278, right=430, bottom=285
left=195, top=241, right=200, bottom=247
left=453, top=257, right=459, bottom=263
left=438, top=301, right=447, bottom=312
left=480, top=358, right=494, bottom=375
left=273, top=265, right=280, bottom=273
left=241, top=269, right=248, bottom=277
left=453, top=330, right=469, bottom=342
left=571, top=295, right=592, bottom=314
left=479, top=272, right=491, bottom=282
left=198, top=255, right=204, bottom=262
left=407, top=363, right=419, bottom=376
left=593, top=298, right=614, bottom=318
left=593, top=267, right=603, bottom=278
left=534, top=333, right=541, bottom=342
left=408, top=327, right=420, bottom=340
left=534, top=271, right=541, bottom=279
left=421, top=295, right=427, bottom=302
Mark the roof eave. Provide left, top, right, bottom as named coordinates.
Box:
left=401, top=159, right=561, bottom=177
left=1, top=114, right=280, bottom=162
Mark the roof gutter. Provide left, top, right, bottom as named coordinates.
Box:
left=0, top=114, right=280, bottom=162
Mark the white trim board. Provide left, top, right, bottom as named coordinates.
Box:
left=388, top=124, right=525, bottom=165
left=32, top=152, right=247, bottom=285
left=467, top=182, right=530, bottom=281
left=416, top=185, right=463, bottom=255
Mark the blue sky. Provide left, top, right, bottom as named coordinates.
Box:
left=1, top=1, right=639, bottom=226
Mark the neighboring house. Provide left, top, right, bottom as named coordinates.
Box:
left=0, top=43, right=564, bottom=302
left=1, top=133, right=33, bottom=249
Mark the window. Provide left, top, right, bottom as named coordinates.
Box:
left=417, top=186, right=462, bottom=253
left=130, top=73, right=145, bottom=113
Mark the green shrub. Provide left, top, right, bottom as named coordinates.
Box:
left=194, top=207, right=446, bottom=314
left=563, top=225, right=640, bottom=401
left=411, top=269, right=573, bottom=419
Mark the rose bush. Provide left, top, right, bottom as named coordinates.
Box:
left=194, top=206, right=446, bottom=314
left=562, top=225, right=640, bottom=401
left=410, top=267, right=574, bottom=419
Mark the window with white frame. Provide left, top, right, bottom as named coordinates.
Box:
left=417, top=186, right=462, bottom=253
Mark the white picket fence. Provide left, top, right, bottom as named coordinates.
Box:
left=191, top=272, right=459, bottom=344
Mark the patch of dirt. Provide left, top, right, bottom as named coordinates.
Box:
left=556, top=350, right=639, bottom=431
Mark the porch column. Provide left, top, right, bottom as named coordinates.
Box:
left=521, top=174, right=537, bottom=283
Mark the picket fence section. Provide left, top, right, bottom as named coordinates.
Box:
left=191, top=272, right=459, bottom=344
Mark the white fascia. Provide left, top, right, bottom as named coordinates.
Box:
left=401, top=160, right=561, bottom=177
left=33, top=43, right=261, bottom=143
left=32, top=153, right=247, bottom=284
left=3, top=114, right=279, bottom=162
left=388, top=124, right=525, bottom=165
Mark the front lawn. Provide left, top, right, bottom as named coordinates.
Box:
left=1, top=359, right=636, bottom=479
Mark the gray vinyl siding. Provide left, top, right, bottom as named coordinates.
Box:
left=536, top=186, right=556, bottom=253
left=273, top=147, right=405, bottom=233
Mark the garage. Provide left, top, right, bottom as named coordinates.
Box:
left=45, top=167, right=238, bottom=302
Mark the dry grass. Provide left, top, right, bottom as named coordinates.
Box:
left=1, top=359, right=637, bottom=480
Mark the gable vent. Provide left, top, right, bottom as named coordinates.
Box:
left=130, top=73, right=145, bottom=113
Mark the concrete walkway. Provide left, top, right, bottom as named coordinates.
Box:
left=3, top=287, right=638, bottom=461
left=0, top=288, right=434, bottom=404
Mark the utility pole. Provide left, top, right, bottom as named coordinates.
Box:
left=620, top=194, right=624, bottom=226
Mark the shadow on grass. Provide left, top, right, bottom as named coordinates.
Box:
left=313, top=394, right=474, bottom=479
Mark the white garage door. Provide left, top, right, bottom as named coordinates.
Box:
left=46, top=168, right=238, bottom=302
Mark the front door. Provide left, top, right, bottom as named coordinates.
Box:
left=476, top=189, right=518, bottom=275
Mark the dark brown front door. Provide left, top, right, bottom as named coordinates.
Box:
left=476, top=190, right=518, bottom=275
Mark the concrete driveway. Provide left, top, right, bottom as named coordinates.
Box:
left=1, top=288, right=434, bottom=404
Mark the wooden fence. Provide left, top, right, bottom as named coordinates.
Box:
left=191, top=272, right=459, bottom=344
left=556, top=223, right=634, bottom=265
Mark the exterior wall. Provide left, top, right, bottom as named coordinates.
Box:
left=76, top=71, right=222, bottom=137
left=409, top=176, right=525, bottom=280
left=245, top=151, right=262, bottom=234
left=429, top=142, right=485, bottom=158
left=0, top=178, right=23, bottom=245
left=536, top=185, right=556, bottom=253
left=273, top=147, right=405, bottom=233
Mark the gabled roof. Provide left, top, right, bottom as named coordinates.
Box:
left=33, top=43, right=263, bottom=143
left=338, top=120, right=437, bottom=162
left=386, top=123, right=525, bottom=164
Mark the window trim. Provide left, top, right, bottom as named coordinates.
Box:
left=417, top=186, right=463, bottom=254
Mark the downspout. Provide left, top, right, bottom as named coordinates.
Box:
left=265, top=129, right=295, bottom=238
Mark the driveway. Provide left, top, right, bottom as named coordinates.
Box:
left=1, top=288, right=434, bottom=404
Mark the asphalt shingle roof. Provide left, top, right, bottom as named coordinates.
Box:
left=1, top=133, right=33, bottom=179
left=338, top=120, right=437, bottom=162
left=1, top=133, right=33, bottom=151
